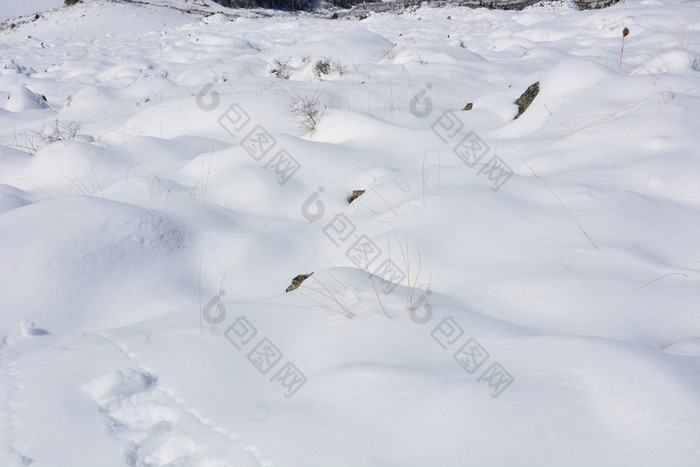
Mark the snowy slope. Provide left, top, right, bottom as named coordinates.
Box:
left=1, top=0, right=700, bottom=465
left=0, top=0, right=64, bottom=22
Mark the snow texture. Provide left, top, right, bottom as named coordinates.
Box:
left=0, top=0, right=699, bottom=465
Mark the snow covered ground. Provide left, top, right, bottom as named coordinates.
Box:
left=0, top=0, right=64, bottom=22
left=1, top=0, right=700, bottom=465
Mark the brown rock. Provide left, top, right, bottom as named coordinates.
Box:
left=286, top=273, right=313, bottom=293
left=514, top=81, right=539, bottom=120
left=347, top=190, right=365, bottom=203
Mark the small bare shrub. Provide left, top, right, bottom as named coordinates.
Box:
left=10, top=119, right=82, bottom=156
left=314, top=60, right=331, bottom=77
left=290, top=91, right=322, bottom=134
left=270, top=57, right=291, bottom=79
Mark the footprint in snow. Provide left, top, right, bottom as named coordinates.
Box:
left=84, top=368, right=208, bottom=465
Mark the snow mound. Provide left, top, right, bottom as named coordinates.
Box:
left=285, top=29, right=395, bottom=63
left=0, top=196, right=193, bottom=336
left=0, top=184, right=34, bottom=215
left=4, top=85, right=50, bottom=112
left=0, top=59, right=36, bottom=76
left=631, top=50, right=700, bottom=75
left=201, top=13, right=232, bottom=24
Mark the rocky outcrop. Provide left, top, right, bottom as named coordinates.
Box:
left=335, top=0, right=621, bottom=16
left=514, top=82, right=539, bottom=119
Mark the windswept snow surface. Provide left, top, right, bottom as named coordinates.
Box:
left=1, top=0, right=700, bottom=465
left=0, top=0, right=64, bottom=22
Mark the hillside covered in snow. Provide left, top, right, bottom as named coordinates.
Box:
left=1, top=0, right=699, bottom=465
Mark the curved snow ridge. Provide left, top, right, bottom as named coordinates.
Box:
left=0, top=196, right=194, bottom=336
left=0, top=59, right=36, bottom=76
left=631, top=50, right=700, bottom=76
left=0, top=185, right=34, bottom=215
left=664, top=337, right=700, bottom=356
left=513, top=335, right=700, bottom=433
left=284, top=28, right=395, bottom=63
left=0, top=195, right=192, bottom=266
left=3, top=85, right=50, bottom=113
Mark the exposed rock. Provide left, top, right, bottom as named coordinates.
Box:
left=330, top=0, right=622, bottom=20
left=286, top=273, right=313, bottom=292
left=573, top=0, right=621, bottom=10
left=347, top=190, right=365, bottom=203
left=514, top=81, right=539, bottom=120
left=462, top=103, right=473, bottom=111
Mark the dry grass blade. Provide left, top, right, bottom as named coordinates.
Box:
left=210, top=269, right=227, bottom=336
left=637, top=272, right=688, bottom=289
left=517, top=216, right=585, bottom=249
left=422, top=151, right=427, bottom=207
left=408, top=250, right=422, bottom=309
left=198, top=255, right=203, bottom=336
left=362, top=256, right=387, bottom=317
left=370, top=188, right=399, bottom=218
left=308, top=274, right=354, bottom=317
left=528, top=165, right=598, bottom=250
left=295, top=292, right=347, bottom=316
left=631, top=175, right=651, bottom=245
left=320, top=256, right=362, bottom=302
left=369, top=157, right=410, bottom=194
left=389, top=228, right=411, bottom=311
